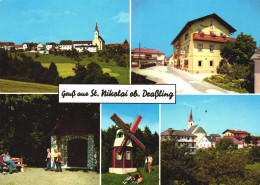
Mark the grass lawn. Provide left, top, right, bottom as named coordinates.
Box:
left=22, top=52, right=129, bottom=84
left=0, top=78, right=58, bottom=92
left=102, top=165, right=159, bottom=185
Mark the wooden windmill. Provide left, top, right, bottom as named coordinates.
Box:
left=110, top=113, right=146, bottom=170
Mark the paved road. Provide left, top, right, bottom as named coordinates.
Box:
left=0, top=168, right=99, bottom=185
left=132, top=66, right=236, bottom=94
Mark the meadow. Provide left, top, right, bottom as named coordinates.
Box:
left=102, top=165, right=159, bottom=185
left=24, top=52, right=129, bottom=84
left=0, top=78, right=58, bottom=92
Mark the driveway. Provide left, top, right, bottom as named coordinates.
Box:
left=132, top=66, right=236, bottom=94
left=0, top=168, right=100, bottom=185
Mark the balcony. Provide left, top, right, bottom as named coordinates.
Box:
left=193, top=33, right=235, bottom=43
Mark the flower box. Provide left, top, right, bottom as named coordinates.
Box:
left=211, top=33, right=216, bottom=37
left=222, top=35, right=227, bottom=38
left=199, top=32, right=205, bottom=37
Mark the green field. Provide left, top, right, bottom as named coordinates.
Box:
left=23, top=52, right=129, bottom=84
left=0, top=78, right=58, bottom=92
left=102, top=165, right=159, bottom=185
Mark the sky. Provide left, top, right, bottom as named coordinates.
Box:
left=132, top=0, right=260, bottom=56
left=162, top=95, right=260, bottom=136
left=101, top=104, right=159, bottom=133
left=0, top=0, right=129, bottom=44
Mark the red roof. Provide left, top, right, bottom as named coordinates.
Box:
left=48, top=112, right=97, bottom=137
left=193, top=33, right=235, bottom=43
left=217, top=136, right=243, bottom=144
left=189, top=109, right=193, bottom=122
left=0, top=42, right=15, bottom=46
left=15, top=45, right=22, bottom=48
left=223, top=129, right=250, bottom=134
left=73, top=41, right=92, bottom=44
left=132, top=48, right=165, bottom=54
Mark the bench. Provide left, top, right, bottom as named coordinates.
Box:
left=12, top=158, right=27, bottom=172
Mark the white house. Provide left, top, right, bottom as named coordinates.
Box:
left=46, top=42, right=58, bottom=50
left=161, top=128, right=197, bottom=153
left=37, top=43, right=45, bottom=51
left=197, top=134, right=220, bottom=149
left=59, top=40, right=73, bottom=50
left=73, top=41, right=98, bottom=52
left=22, top=43, right=28, bottom=50
left=0, top=42, right=15, bottom=50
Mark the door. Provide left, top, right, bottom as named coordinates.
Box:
left=68, top=138, right=88, bottom=167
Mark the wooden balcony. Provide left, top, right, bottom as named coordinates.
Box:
left=193, top=33, right=235, bottom=43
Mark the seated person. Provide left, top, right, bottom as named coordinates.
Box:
left=133, top=171, right=141, bottom=182
left=135, top=175, right=144, bottom=184
left=0, top=153, right=8, bottom=174
left=3, top=151, right=17, bottom=174
left=122, top=173, right=132, bottom=184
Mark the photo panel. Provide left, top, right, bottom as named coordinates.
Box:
left=0, top=0, right=130, bottom=93
left=0, top=94, right=100, bottom=184
left=101, top=104, right=159, bottom=185
left=131, top=0, right=260, bottom=94
left=161, top=95, right=260, bottom=184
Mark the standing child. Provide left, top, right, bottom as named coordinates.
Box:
left=56, top=152, right=62, bottom=172
left=51, top=149, right=58, bottom=171
left=45, top=148, right=51, bottom=171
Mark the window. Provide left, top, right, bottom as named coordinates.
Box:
left=198, top=44, right=203, bottom=52
left=198, top=61, right=202, bottom=67
left=184, top=60, right=188, bottom=66
left=220, top=33, right=224, bottom=36
left=210, top=61, right=213, bottom=67
left=210, top=45, right=214, bottom=52
left=198, top=28, right=202, bottom=33
left=185, top=33, right=188, bottom=40
left=116, top=153, right=122, bottom=160
left=210, top=31, right=213, bottom=35
left=126, top=151, right=131, bottom=160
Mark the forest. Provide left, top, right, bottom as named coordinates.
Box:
left=162, top=138, right=260, bottom=185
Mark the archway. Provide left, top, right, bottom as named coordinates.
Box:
left=68, top=138, right=88, bottom=167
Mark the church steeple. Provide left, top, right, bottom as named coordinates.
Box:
left=95, top=22, right=99, bottom=32
left=188, top=109, right=194, bottom=129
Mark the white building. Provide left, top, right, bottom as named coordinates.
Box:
left=59, top=40, right=73, bottom=50
left=161, top=128, right=197, bottom=153
left=46, top=42, right=58, bottom=50
left=0, top=42, right=15, bottom=50
left=73, top=41, right=98, bottom=53
left=197, top=134, right=220, bottom=149
left=37, top=43, right=45, bottom=51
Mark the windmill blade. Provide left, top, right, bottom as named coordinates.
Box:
left=117, top=134, right=129, bottom=154
left=130, top=115, right=142, bottom=134
left=110, top=113, right=130, bottom=133
left=130, top=134, right=146, bottom=151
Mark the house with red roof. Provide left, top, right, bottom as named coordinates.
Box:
left=170, top=13, right=236, bottom=74
left=222, top=129, right=250, bottom=143
left=131, top=48, right=165, bottom=67
left=0, top=42, right=15, bottom=50
left=216, top=136, right=243, bottom=149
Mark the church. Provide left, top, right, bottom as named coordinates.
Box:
left=56, top=22, right=105, bottom=53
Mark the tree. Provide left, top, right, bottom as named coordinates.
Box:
left=48, top=62, right=59, bottom=84
left=216, top=138, right=237, bottom=151
left=124, top=39, right=128, bottom=44
left=220, top=32, right=257, bottom=92
left=245, top=135, right=252, bottom=146
left=161, top=140, right=197, bottom=185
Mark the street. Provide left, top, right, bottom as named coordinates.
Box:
left=132, top=66, right=236, bottom=94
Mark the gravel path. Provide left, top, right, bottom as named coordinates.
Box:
left=0, top=168, right=99, bottom=185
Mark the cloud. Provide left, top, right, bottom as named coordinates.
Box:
left=199, top=98, right=216, bottom=104
left=181, top=102, right=196, bottom=108
left=112, top=11, right=129, bottom=23
left=65, top=10, right=76, bottom=16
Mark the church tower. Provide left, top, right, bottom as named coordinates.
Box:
left=188, top=109, right=194, bottom=129
left=92, top=21, right=105, bottom=50
left=94, top=22, right=99, bottom=39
